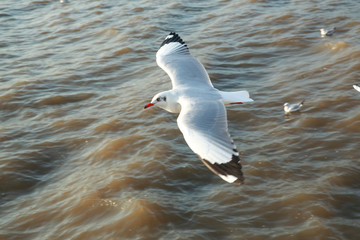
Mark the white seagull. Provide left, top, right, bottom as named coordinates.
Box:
left=320, top=27, right=336, bottom=37
left=353, top=84, right=360, bottom=92
left=283, top=100, right=305, bottom=114
left=144, top=32, right=253, bottom=185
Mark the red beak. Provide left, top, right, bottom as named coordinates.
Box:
left=144, top=103, right=154, bottom=109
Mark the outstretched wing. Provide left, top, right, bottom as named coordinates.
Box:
left=177, top=98, right=244, bottom=184
left=156, top=32, right=213, bottom=89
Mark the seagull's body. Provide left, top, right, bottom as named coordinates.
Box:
left=353, top=84, right=360, bottom=92
left=320, top=27, right=336, bottom=37
left=144, top=32, right=253, bottom=185
left=283, top=100, right=305, bottom=114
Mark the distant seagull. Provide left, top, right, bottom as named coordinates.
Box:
left=284, top=100, right=305, bottom=114
left=144, top=32, right=254, bottom=185
left=320, top=27, right=336, bottom=37
left=353, top=84, right=360, bottom=92
left=60, top=0, right=69, bottom=3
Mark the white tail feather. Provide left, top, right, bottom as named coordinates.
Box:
left=218, top=90, right=254, bottom=105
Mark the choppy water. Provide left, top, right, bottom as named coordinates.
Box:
left=1, top=0, right=360, bottom=239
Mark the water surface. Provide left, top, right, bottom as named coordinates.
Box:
left=1, top=0, right=360, bottom=239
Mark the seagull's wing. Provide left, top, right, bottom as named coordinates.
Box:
left=177, top=98, right=244, bottom=184
left=156, top=32, right=213, bottom=89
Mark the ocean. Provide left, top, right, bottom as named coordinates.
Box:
left=1, top=0, right=359, bottom=239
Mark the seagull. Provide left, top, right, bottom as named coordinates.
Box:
left=144, top=32, right=253, bottom=185
left=283, top=100, right=305, bottom=114
left=320, top=27, right=336, bottom=37
left=353, top=84, right=360, bottom=92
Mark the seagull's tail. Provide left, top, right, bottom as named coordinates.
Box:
left=300, top=99, right=305, bottom=106
left=219, top=90, right=254, bottom=105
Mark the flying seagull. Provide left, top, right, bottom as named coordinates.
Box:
left=320, top=27, right=336, bottom=37
left=144, top=32, right=253, bottom=185
left=283, top=100, right=305, bottom=114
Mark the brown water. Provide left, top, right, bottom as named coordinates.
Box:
left=1, top=0, right=360, bottom=239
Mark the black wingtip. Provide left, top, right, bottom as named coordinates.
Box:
left=200, top=154, right=245, bottom=185
left=232, top=178, right=244, bottom=186
left=160, top=32, right=188, bottom=48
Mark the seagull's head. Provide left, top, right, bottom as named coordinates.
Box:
left=144, top=92, right=168, bottom=109
left=283, top=103, right=289, bottom=107
left=144, top=90, right=180, bottom=113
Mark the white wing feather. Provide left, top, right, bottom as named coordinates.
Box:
left=177, top=98, right=244, bottom=184
left=156, top=35, right=213, bottom=89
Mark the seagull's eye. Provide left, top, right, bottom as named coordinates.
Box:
left=163, top=96, right=166, bottom=101
left=156, top=97, right=161, bottom=102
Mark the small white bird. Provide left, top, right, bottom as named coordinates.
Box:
left=353, top=84, right=360, bottom=92
left=283, top=100, right=305, bottom=114
left=320, top=27, right=336, bottom=37
left=60, top=0, right=69, bottom=3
